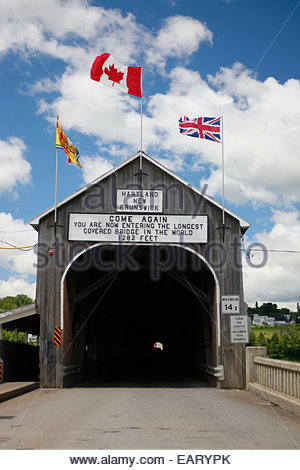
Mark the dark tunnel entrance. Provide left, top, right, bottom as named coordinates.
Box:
left=62, top=245, right=219, bottom=387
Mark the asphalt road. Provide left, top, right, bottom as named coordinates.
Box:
left=0, top=378, right=299, bottom=450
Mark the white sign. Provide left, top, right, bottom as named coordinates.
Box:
left=230, top=315, right=248, bottom=343
left=69, top=213, right=208, bottom=243
left=221, top=295, right=240, bottom=314
left=117, top=189, right=163, bottom=213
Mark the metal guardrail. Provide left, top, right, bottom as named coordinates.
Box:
left=199, top=363, right=224, bottom=380
left=58, top=363, right=87, bottom=377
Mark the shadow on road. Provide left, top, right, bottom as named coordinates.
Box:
left=76, top=354, right=212, bottom=389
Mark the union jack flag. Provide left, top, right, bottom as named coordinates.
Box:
left=178, top=116, right=221, bottom=143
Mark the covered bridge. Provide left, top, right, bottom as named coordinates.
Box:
left=30, top=151, right=250, bottom=388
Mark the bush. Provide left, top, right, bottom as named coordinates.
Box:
left=257, top=332, right=266, bottom=346
left=266, top=333, right=280, bottom=359
left=249, top=326, right=300, bottom=362
left=248, top=331, right=257, bottom=346
left=2, top=330, right=26, bottom=343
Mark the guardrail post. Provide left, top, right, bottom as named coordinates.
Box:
left=246, top=346, right=267, bottom=390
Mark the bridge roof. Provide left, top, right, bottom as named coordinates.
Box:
left=0, top=304, right=39, bottom=335
left=29, top=151, right=250, bottom=233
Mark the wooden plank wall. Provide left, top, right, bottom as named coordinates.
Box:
left=36, top=156, right=246, bottom=388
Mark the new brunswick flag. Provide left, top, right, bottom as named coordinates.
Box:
left=56, top=117, right=82, bottom=168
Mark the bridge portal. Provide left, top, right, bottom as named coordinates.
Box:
left=30, top=151, right=250, bottom=388
left=62, top=244, right=218, bottom=384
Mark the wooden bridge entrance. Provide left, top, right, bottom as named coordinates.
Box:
left=29, top=151, right=250, bottom=388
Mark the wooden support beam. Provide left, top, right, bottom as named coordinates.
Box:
left=211, top=283, right=218, bottom=367
left=63, top=279, right=74, bottom=367
left=166, top=270, right=209, bottom=304
left=74, top=270, right=118, bottom=303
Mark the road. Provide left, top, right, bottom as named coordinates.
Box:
left=0, top=378, right=299, bottom=450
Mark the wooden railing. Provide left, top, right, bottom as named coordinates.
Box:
left=254, top=356, right=300, bottom=399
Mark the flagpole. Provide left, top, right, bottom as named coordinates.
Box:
left=54, top=146, right=59, bottom=237
left=140, top=67, right=143, bottom=173
left=221, top=115, right=225, bottom=240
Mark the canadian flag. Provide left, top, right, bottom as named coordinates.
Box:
left=90, top=53, right=142, bottom=98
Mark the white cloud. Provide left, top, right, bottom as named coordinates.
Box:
left=204, top=64, right=300, bottom=205
left=0, top=277, right=36, bottom=299
left=34, top=59, right=300, bottom=209
left=0, top=2, right=215, bottom=180
left=0, top=137, right=31, bottom=198
left=1, top=0, right=104, bottom=49
left=3, top=2, right=300, bottom=210
left=146, top=63, right=300, bottom=207
left=202, top=170, right=278, bottom=208
left=146, top=15, right=213, bottom=69
left=0, top=212, right=37, bottom=275
left=38, top=71, right=143, bottom=154
left=81, top=154, right=113, bottom=184
left=0, top=0, right=148, bottom=69
left=155, top=154, right=185, bottom=173
left=1, top=1, right=213, bottom=76
left=243, top=209, right=300, bottom=306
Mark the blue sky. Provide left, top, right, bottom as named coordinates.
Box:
left=0, top=0, right=300, bottom=309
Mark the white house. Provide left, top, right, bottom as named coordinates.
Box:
left=252, top=314, right=275, bottom=326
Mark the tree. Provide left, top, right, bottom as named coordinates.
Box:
left=2, top=330, right=26, bottom=343
left=247, top=325, right=300, bottom=361
left=258, top=302, right=278, bottom=316
left=0, top=294, right=33, bottom=313
left=247, top=302, right=280, bottom=318
left=266, top=333, right=280, bottom=358
left=0, top=294, right=36, bottom=345
left=257, top=332, right=266, bottom=346
left=279, top=308, right=291, bottom=316
left=248, top=331, right=257, bottom=346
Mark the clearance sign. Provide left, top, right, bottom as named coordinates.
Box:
left=68, top=213, right=208, bottom=243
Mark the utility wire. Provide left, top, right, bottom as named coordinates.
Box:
left=254, top=0, right=300, bottom=71
left=0, top=229, right=35, bottom=233
left=0, top=245, right=34, bottom=250
left=244, top=248, right=300, bottom=254
left=0, top=240, right=36, bottom=251
left=1, top=239, right=300, bottom=255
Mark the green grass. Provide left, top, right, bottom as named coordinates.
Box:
left=249, top=324, right=300, bottom=362
left=251, top=324, right=300, bottom=339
